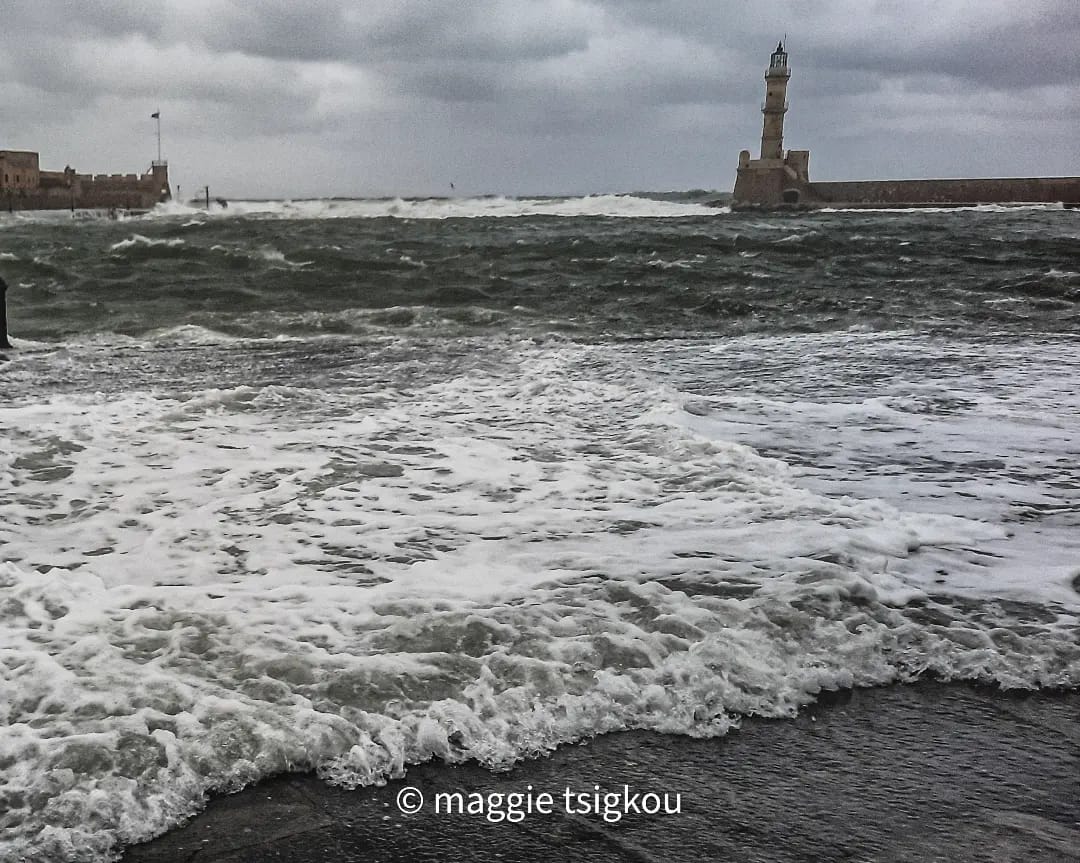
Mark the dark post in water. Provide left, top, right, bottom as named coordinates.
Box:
left=0, top=276, right=12, bottom=348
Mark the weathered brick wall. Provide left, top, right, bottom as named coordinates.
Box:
left=3, top=169, right=169, bottom=211
left=4, top=184, right=165, bottom=211
left=734, top=166, right=785, bottom=205
left=0, top=151, right=41, bottom=192
left=806, top=177, right=1080, bottom=205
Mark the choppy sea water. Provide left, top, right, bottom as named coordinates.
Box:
left=1, top=194, right=1078, bottom=861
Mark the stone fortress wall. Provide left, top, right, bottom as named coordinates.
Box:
left=1, top=150, right=171, bottom=211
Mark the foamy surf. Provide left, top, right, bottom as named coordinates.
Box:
left=142, top=194, right=723, bottom=221
left=2, top=338, right=1078, bottom=862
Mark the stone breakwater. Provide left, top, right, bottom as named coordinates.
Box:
left=773, top=176, right=1080, bottom=209
left=733, top=166, right=1080, bottom=209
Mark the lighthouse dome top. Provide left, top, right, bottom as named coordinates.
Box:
left=770, top=41, right=787, bottom=68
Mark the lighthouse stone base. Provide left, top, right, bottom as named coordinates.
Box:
left=733, top=148, right=811, bottom=207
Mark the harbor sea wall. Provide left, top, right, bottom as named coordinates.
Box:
left=805, top=177, right=1080, bottom=207
left=731, top=171, right=1080, bottom=209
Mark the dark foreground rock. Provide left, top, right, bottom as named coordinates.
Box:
left=124, top=682, right=1080, bottom=863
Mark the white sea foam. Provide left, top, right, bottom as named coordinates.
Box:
left=108, top=234, right=186, bottom=252
left=204, top=242, right=313, bottom=268
left=0, top=193, right=741, bottom=226
left=690, top=331, right=1080, bottom=606
left=142, top=194, right=724, bottom=222
left=1, top=336, right=1077, bottom=861
left=139, top=324, right=244, bottom=345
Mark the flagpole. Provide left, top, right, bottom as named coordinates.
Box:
left=156, top=111, right=162, bottom=163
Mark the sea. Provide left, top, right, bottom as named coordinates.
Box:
left=1, top=194, right=1078, bottom=861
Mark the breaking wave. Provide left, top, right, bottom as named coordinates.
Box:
left=1, top=341, right=1078, bottom=861
left=145, top=194, right=724, bottom=221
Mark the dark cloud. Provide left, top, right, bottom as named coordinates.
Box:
left=812, top=7, right=1080, bottom=89
left=0, top=0, right=1076, bottom=196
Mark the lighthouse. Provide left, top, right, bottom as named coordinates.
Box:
left=730, top=43, right=1080, bottom=209
left=733, top=41, right=811, bottom=206
left=760, top=41, right=790, bottom=160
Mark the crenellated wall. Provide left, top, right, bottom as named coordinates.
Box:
left=1, top=149, right=170, bottom=212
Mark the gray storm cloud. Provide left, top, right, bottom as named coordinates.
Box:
left=1, top=0, right=1076, bottom=197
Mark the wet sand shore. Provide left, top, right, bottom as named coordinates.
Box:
left=123, top=681, right=1080, bottom=863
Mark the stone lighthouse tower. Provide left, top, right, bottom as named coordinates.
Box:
left=733, top=41, right=811, bottom=206
left=760, top=41, right=790, bottom=159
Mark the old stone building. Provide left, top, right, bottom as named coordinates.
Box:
left=0, top=150, right=41, bottom=194
left=1, top=149, right=171, bottom=211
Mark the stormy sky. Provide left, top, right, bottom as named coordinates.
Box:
left=2, top=0, right=1076, bottom=198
